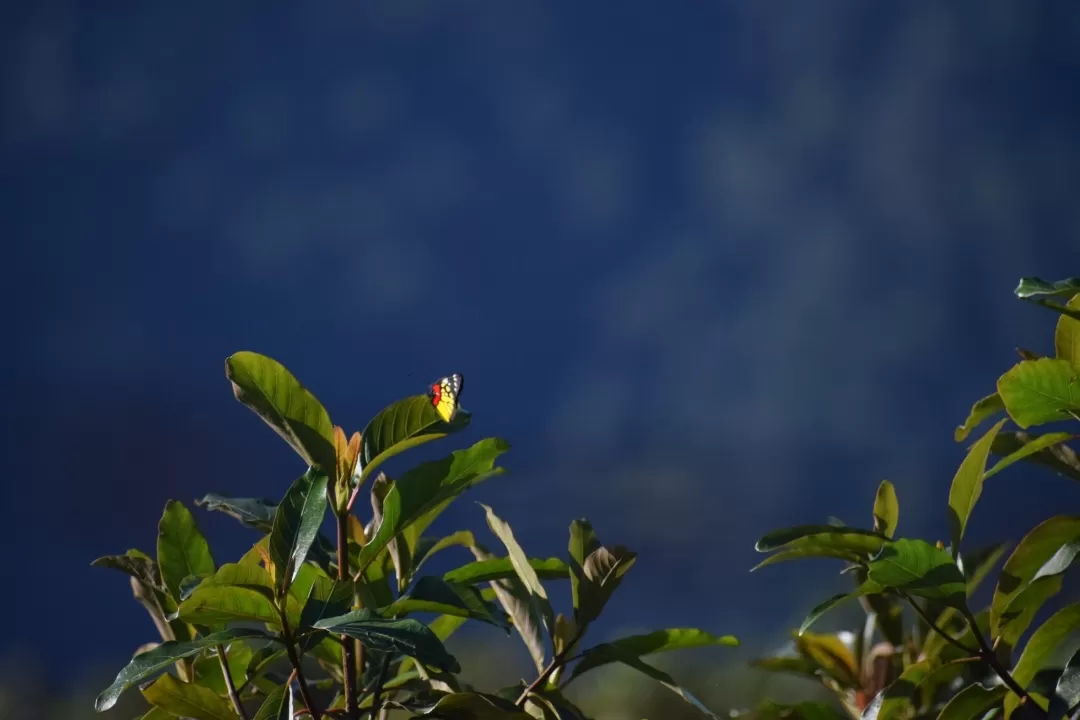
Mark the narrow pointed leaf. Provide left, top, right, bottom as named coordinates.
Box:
left=997, top=575, right=1063, bottom=648
left=91, top=548, right=162, bottom=588
left=800, top=588, right=873, bottom=636
left=937, top=684, right=1007, bottom=720
left=141, top=673, right=236, bottom=720
left=992, top=431, right=1080, bottom=483
left=196, top=494, right=278, bottom=530
left=157, top=500, right=216, bottom=602
left=567, top=628, right=738, bottom=682
left=481, top=503, right=554, bottom=638
left=383, top=576, right=510, bottom=630
left=867, top=538, right=966, bottom=608
left=955, top=393, right=1006, bottom=443
left=225, top=351, right=336, bottom=472
left=355, top=438, right=509, bottom=575
left=991, top=516, right=1080, bottom=635
left=569, top=519, right=600, bottom=616
left=948, top=419, right=1007, bottom=557
left=756, top=525, right=887, bottom=553
left=443, top=557, right=569, bottom=585
left=411, top=530, right=476, bottom=577
left=1015, top=277, right=1080, bottom=299
left=95, top=629, right=266, bottom=711
left=411, top=692, right=531, bottom=718
left=1055, top=294, right=1080, bottom=365
left=1047, top=646, right=1080, bottom=720
left=873, top=481, right=899, bottom=538
left=1003, top=602, right=1080, bottom=719
left=314, top=609, right=460, bottom=673
left=576, top=647, right=720, bottom=719
left=578, top=544, right=637, bottom=625
left=997, top=358, right=1080, bottom=428
left=252, top=682, right=293, bottom=720
left=358, top=394, right=472, bottom=484
left=985, top=432, right=1074, bottom=480
left=472, top=545, right=547, bottom=672
left=269, top=468, right=328, bottom=596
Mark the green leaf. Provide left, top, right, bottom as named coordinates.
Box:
left=411, top=530, right=477, bottom=577
left=992, top=431, right=1080, bottom=483
left=997, top=358, right=1080, bottom=428
left=481, top=504, right=554, bottom=633
left=95, top=628, right=266, bottom=711
left=358, top=394, right=472, bottom=486
left=794, top=632, right=860, bottom=688
left=196, top=494, right=277, bottom=530
left=192, top=641, right=253, bottom=695
left=866, top=539, right=966, bottom=608
left=411, top=692, right=532, bottom=718
left=578, top=646, right=720, bottom=718
left=863, top=658, right=953, bottom=720
left=984, top=432, right=1074, bottom=480
left=471, top=545, right=548, bottom=673
left=355, top=438, right=508, bottom=576
left=799, top=585, right=879, bottom=636
left=225, top=351, right=336, bottom=473
left=751, top=656, right=822, bottom=679
left=873, top=481, right=899, bottom=539
left=1047, top=646, right=1080, bottom=720
left=1015, top=277, right=1080, bottom=299
left=252, top=682, right=293, bottom=720
left=157, top=500, right=216, bottom=602
left=948, top=419, right=1007, bottom=557
left=383, top=576, right=510, bottom=630
left=141, top=673, right=236, bottom=720
left=990, top=516, right=1080, bottom=636
left=298, top=578, right=352, bottom=632
left=961, top=542, right=1011, bottom=596
left=1004, top=602, right=1080, bottom=719
left=443, top=556, right=570, bottom=585
left=269, top=468, right=329, bottom=596
left=1055, top=294, right=1080, bottom=366
left=756, top=525, right=887, bottom=553
left=937, top=684, right=1007, bottom=720
left=568, top=519, right=600, bottom=618
left=567, top=628, right=738, bottom=683
left=178, top=586, right=281, bottom=627
left=997, top=575, right=1064, bottom=648
left=315, top=609, right=460, bottom=673
left=91, top=548, right=162, bottom=588
left=751, top=545, right=869, bottom=570
left=955, top=393, right=1006, bottom=443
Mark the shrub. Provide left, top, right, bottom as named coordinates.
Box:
left=92, top=353, right=737, bottom=719
left=749, top=276, right=1080, bottom=720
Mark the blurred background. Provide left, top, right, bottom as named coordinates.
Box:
left=5, top=1, right=1080, bottom=718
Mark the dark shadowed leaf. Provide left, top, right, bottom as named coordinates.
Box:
left=358, top=394, right=472, bottom=486
left=91, top=548, right=162, bottom=588
left=383, top=576, right=510, bottom=630
left=411, top=692, right=531, bottom=718
left=1055, top=294, right=1080, bottom=365
left=252, top=682, right=293, bottom=720
left=955, top=393, right=1006, bottom=443
left=862, top=658, right=946, bottom=720
left=998, top=575, right=1064, bottom=648
left=751, top=656, right=822, bottom=679
left=355, top=439, right=508, bottom=576
left=985, top=432, right=1074, bottom=480
left=578, top=544, right=637, bottom=625
left=196, top=494, right=277, bottom=530
left=269, top=468, right=328, bottom=596
left=443, top=556, right=569, bottom=585
left=225, top=351, right=336, bottom=473
left=799, top=583, right=881, bottom=636
left=937, top=684, right=1007, bottom=720
left=751, top=545, right=868, bottom=570
left=997, top=358, right=1080, bottom=428
left=411, top=530, right=477, bottom=577
left=471, top=545, right=548, bottom=673
left=567, top=628, right=738, bottom=682
left=961, top=542, right=1010, bottom=596
left=314, top=609, right=460, bottom=673
left=1047, top=646, right=1080, bottom=720
left=756, top=525, right=886, bottom=553
left=157, top=500, right=216, bottom=602
left=568, top=519, right=600, bottom=616
left=990, top=516, right=1080, bottom=636
left=866, top=539, right=966, bottom=608
left=873, top=481, right=899, bottom=538
left=482, top=504, right=554, bottom=635
left=1003, top=602, right=1080, bottom=719
left=992, top=431, right=1080, bottom=483
left=95, top=628, right=267, bottom=711
left=583, top=647, right=720, bottom=718
left=141, top=673, right=236, bottom=720
left=948, top=420, right=1007, bottom=557
left=1015, top=277, right=1080, bottom=322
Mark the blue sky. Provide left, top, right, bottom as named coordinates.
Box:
left=5, top=0, right=1080, bottom=697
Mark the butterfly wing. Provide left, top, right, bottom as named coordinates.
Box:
left=429, top=373, right=463, bottom=423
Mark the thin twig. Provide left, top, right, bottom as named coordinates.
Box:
left=280, top=608, right=323, bottom=720
left=515, top=626, right=586, bottom=706
left=959, top=606, right=1044, bottom=716
left=369, top=654, right=392, bottom=718
left=337, top=512, right=360, bottom=720
left=898, top=592, right=978, bottom=655
left=216, top=644, right=249, bottom=720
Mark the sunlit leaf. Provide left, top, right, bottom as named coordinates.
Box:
left=872, top=481, right=899, bottom=538
left=157, top=500, right=216, bottom=602
left=756, top=525, right=886, bottom=552
left=997, top=575, right=1064, bottom=648
left=1047, top=646, right=1080, bottom=720
left=252, top=681, right=293, bottom=720
left=1055, top=294, right=1080, bottom=366
left=948, top=420, right=1007, bottom=556
left=269, top=468, right=329, bottom=596
left=95, top=628, right=267, bottom=711
left=192, top=641, right=252, bottom=695
left=997, top=358, right=1080, bottom=428
left=985, top=432, right=1074, bottom=480
left=567, top=628, right=738, bottom=682
left=866, top=539, right=966, bottom=608
left=358, top=394, right=472, bottom=486
left=955, top=393, right=1006, bottom=443
left=937, top=684, right=1007, bottom=720
left=225, top=351, right=336, bottom=472
left=990, top=516, right=1080, bottom=636
left=992, top=431, right=1080, bottom=484
left=383, top=576, right=510, bottom=630
left=1003, top=602, right=1080, bottom=719
left=443, top=556, right=570, bottom=585
left=482, top=504, right=554, bottom=635
left=795, top=632, right=859, bottom=688
left=315, top=609, right=460, bottom=673
left=141, top=673, right=235, bottom=720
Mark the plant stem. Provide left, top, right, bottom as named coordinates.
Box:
left=899, top=593, right=978, bottom=655
left=515, top=626, right=586, bottom=707
left=280, top=609, right=322, bottom=720
left=216, top=644, right=249, bottom=720
left=337, top=512, right=360, bottom=720
left=959, top=607, right=1043, bottom=716
left=369, top=654, right=392, bottom=718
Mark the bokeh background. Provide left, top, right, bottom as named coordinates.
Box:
left=5, top=1, right=1080, bottom=718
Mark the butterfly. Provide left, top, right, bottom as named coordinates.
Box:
left=428, top=373, right=464, bottom=423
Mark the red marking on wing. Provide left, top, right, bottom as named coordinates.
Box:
left=431, top=384, right=442, bottom=404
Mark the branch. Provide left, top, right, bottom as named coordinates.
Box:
left=515, top=626, right=586, bottom=707
left=959, top=607, right=1044, bottom=717
left=337, top=512, right=360, bottom=720
left=280, top=608, right=322, bottom=720
left=368, top=654, right=392, bottom=718
left=216, top=644, right=249, bottom=720
left=898, top=592, right=978, bottom=655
